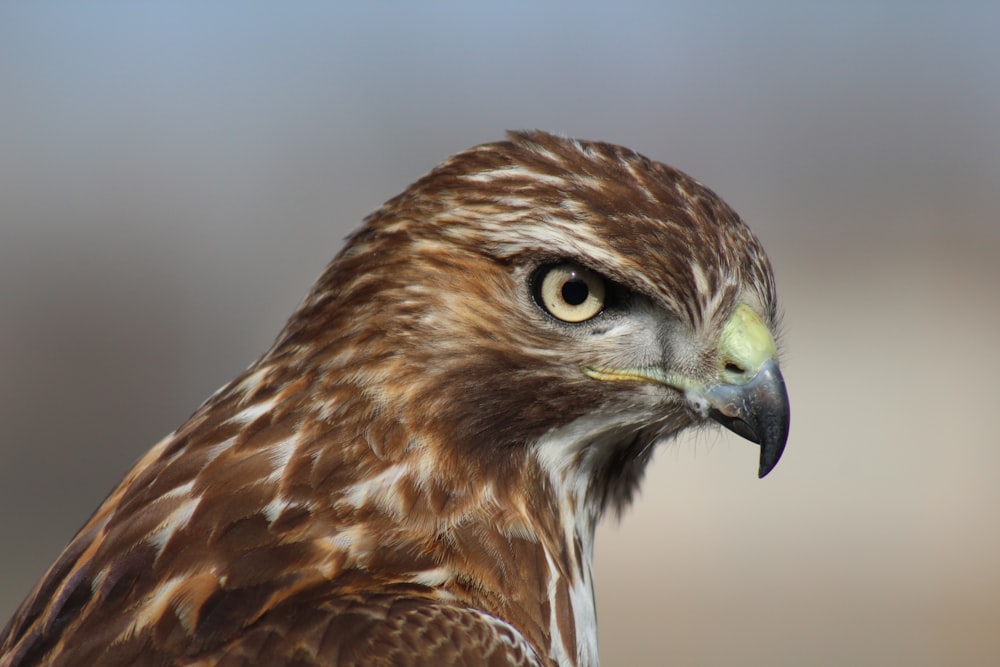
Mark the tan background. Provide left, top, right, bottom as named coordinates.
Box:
left=1, top=4, right=998, bottom=665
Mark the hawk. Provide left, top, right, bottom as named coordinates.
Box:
left=0, top=131, right=789, bottom=666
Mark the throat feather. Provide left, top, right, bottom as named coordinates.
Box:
left=532, top=415, right=648, bottom=667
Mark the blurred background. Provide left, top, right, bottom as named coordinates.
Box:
left=1, top=2, right=998, bottom=665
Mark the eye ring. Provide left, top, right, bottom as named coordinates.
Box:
left=535, top=263, right=607, bottom=323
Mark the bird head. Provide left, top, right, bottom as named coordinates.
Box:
left=276, top=130, right=788, bottom=519
left=0, top=131, right=789, bottom=666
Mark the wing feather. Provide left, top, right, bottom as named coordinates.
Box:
left=187, top=596, right=543, bottom=667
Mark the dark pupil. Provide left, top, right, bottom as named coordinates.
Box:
left=561, top=278, right=589, bottom=306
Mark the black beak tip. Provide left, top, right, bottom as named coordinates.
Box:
left=710, top=410, right=788, bottom=479
left=705, top=359, right=790, bottom=479
left=758, top=439, right=786, bottom=478
left=756, top=405, right=790, bottom=478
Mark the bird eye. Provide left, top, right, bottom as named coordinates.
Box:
left=535, top=263, right=606, bottom=323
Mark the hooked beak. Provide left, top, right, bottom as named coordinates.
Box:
left=702, top=358, right=789, bottom=478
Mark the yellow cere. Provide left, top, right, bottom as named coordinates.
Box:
left=717, top=304, right=777, bottom=385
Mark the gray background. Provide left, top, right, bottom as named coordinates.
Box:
left=2, top=3, right=999, bottom=665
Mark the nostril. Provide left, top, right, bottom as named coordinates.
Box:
left=725, top=362, right=745, bottom=375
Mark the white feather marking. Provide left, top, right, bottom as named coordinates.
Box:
left=495, top=196, right=538, bottom=209
left=481, top=217, right=633, bottom=290
left=692, top=263, right=723, bottom=324
left=261, top=497, right=290, bottom=522
left=146, top=495, right=201, bottom=554
left=409, top=567, right=453, bottom=587
left=158, top=479, right=195, bottom=501
left=463, top=165, right=568, bottom=187
left=691, top=262, right=711, bottom=297
left=235, top=365, right=270, bottom=396
left=90, top=566, right=107, bottom=594
left=118, top=575, right=186, bottom=640
left=265, top=435, right=300, bottom=482
left=543, top=549, right=574, bottom=667
left=327, top=524, right=372, bottom=557
left=528, top=140, right=566, bottom=165
left=534, top=411, right=648, bottom=503
left=203, top=435, right=238, bottom=464
left=570, top=563, right=599, bottom=667
left=339, top=463, right=409, bottom=515
left=623, top=158, right=658, bottom=202
left=226, top=396, right=278, bottom=425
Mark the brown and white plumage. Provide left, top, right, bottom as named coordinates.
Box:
left=0, top=131, right=789, bottom=667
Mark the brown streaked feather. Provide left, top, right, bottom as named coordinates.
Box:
left=187, top=595, right=542, bottom=667
left=0, top=130, right=780, bottom=667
